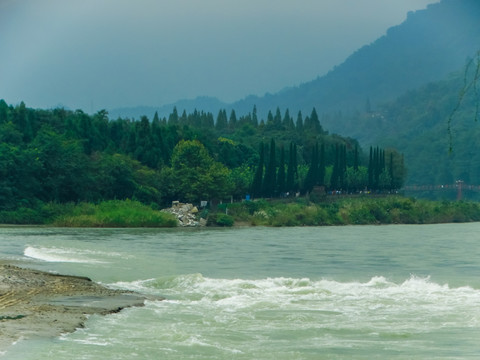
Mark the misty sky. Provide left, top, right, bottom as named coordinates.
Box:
left=0, top=0, right=439, bottom=112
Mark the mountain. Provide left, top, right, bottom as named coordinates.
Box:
left=352, top=59, right=480, bottom=198
left=111, top=0, right=480, bottom=136
left=232, top=0, right=480, bottom=133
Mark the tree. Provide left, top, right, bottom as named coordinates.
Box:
left=170, top=140, right=232, bottom=203
left=283, top=109, right=294, bottom=130
left=330, top=144, right=347, bottom=190
left=448, top=50, right=480, bottom=151
left=168, top=107, right=179, bottom=125
left=252, top=105, right=259, bottom=127
left=216, top=109, right=228, bottom=130
left=304, top=108, right=322, bottom=133
left=296, top=111, right=304, bottom=132
left=30, top=126, right=89, bottom=203
left=266, top=110, right=274, bottom=130
left=273, top=107, right=282, bottom=129
left=229, top=164, right=254, bottom=200
left=368, top=147, right=374, bottom=189
left=0, top=99, right=9, bottom=124
left=286, top=142, right=295, bottom=194
left=251, top=142, right=264, bottom=198
left=304, top=143, right=318, bottom=193
left=263, top=139, right=276, bottom=197
left=277, top=145, right=286, bottom=195
left=229, top=109, right=237, bottom=129
left=319, top=143, right=326, bottom=186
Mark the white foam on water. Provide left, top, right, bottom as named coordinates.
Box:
left=44, top=274, right=480, bottom=360
left=113, top=273, right=480, bottom=331
left=24, top=246, right=112, bottom=264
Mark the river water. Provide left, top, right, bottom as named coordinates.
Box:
left=1, top=224, right=480, bottom=359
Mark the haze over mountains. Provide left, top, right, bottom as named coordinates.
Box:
left=109, top=0, right=480, bottom=196
left=110, top=0, right=480, bottom=135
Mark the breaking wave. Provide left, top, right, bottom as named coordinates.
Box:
left=24, top=246, right=112, bottom=264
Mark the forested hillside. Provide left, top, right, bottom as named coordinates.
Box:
left=111, top=0, right=480, bottom=134
left=338, top=53, right=480, bottom=199
left=232, top=0, right=480, bottom=129
left=0, top=100, right=405, bottom=212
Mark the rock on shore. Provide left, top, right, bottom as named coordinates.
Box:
left=0, top=263, right=148, bottom=351
left=162, top=201, right=207, bottom=227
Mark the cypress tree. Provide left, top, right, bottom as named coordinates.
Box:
left=229, top=109, right=237, bottom=129
left=251, top=142, right=264, bottom=198
left=283, top=109, right=294, bottom=129
left=0, top=99, right=8, bottom=124
left=304, top=143, right=318, bottom=193
left=319, top=143, right=326, bottom=186
left=293, top=143, right=299, bottom=192
left=331, top=144, right=339, bottom=190
left=339, top=145, right=347, bottom=189
left=389, top=152, right=394, bottom=190
left=277, top=145, right=286, bottom=195
left=368, top=146, right=374, bottom=189
left=252, top=105, right=258, bottom=127
left=168, top=107, right=179, bottom=125
left=153, top=111, right=160, bottom=123
left=309, top=107, right=322, bottom=133
left=263, top=139, right=277, bottom=197
left=273, top=107, right=282, bottom=129
left=180, top=109, right=188, bottom=125
left=296, top=111, right=303, bottom=132
left=286, top=142, right=295, bottom=194
left=216, top=109, right=227, bottom=130
left=354, top=146, right=359, bottom=171
left=374, top=147, right=379, bottom=189
left=266, top=110, right=274, bottom=128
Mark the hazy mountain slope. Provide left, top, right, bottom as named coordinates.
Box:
left=231, top=0, right=480, bottom=133
left=110, top=0, right=480, bottom=128
left=360, top=63, right=480, bottom=193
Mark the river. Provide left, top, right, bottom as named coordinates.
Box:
left=1, top=224, right=480, bottom=359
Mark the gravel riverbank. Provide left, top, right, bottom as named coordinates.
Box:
left=0, top=263, right=148, bottom=351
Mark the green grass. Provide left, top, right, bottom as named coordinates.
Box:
left=221, top=196, right=480, bottom=227
left=51, top=200, right=178, bottom=227
left=2, top=196, right=480, bottom=228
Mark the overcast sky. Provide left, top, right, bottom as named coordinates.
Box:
left=0, top=0, right=439, bottom=112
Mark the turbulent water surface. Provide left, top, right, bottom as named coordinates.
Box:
left=1, top=224, right=480, bottom=359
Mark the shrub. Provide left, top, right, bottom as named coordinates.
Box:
left=53, top=200, right=177, bottom=227
left=208, top=213, right=235, bottom=227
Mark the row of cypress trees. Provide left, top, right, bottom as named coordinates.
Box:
left=250, top=141, right=405, bottom=199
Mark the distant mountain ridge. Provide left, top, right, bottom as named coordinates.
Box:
left=108, top=96, right=227, bottom=120
left=368, top=60, right=480, bottom=195
left=110, top=0, right=480, bottom=137
left=232, top=0, right=480, bottom=129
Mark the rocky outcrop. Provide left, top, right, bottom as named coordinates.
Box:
left=162, top=201, right=207, bottom=227
left=0, top=263, right=150, bottom=350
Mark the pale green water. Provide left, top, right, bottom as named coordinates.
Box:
left=1, top=224, right=480, bottom=359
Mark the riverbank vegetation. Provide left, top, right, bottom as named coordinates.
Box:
left=0, top=100, right=406, bottom=215
left=2, top=196, right=480, bottom=228
left=216, top=196, right=480, bottom=227
left=2, top=100, right=477, bottom=228
left=0, top=200, right=177, bottom=227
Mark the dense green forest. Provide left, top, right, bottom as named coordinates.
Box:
left=0, top=100, right=406, bottom=216
left=332, top=52, right=480, bottom=200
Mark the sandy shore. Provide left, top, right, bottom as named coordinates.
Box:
left=0, top=263, right=150, bottom=351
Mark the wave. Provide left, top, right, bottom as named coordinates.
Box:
left=24, top=246, right=110, bottom=264
left=58, top=274, right=480, bottom=359
left=112, top=274, right=480, bottom=319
